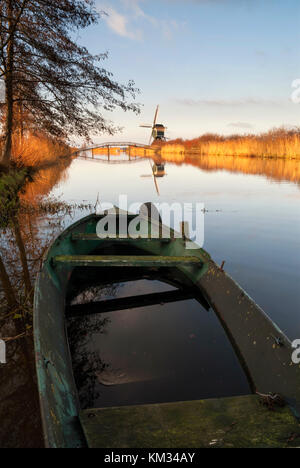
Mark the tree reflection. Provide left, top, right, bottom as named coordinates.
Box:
left=66, top=282, right=119, bottom=409
left=0, top=159, right=73, bottom=447
left=67, top=313, right=110, bottom=410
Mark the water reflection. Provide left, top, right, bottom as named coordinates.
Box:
left=74, top=147, right=300, bottom=186
left=161, top=152, right=300, bottom=187
left=67, top=313, right=110, bottom=410
left=66, top=277, right=250, bottom=410
left=152, top=162, right=166, bottom=178
left=0, top=336, right=42, bottom=447
left=0, top=158, right=72, bottom=447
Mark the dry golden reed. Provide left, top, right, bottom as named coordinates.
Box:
left=161, top=144, right=185, bottom=157
left=10, top=133, right=71, bottom=168
left=162, top=128, right=300, bottom=159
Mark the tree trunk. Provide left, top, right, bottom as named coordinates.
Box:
left=0, top=252, right=17, bottom=308
left=0, top=0, right=14, bottom=168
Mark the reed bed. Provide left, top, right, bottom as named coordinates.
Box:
left=148, top=141, right=300, bottom=185
left=0, top=133, right=71, bottom=169
left=163, top=128, right=300, bottom=159
left=160, top=144, right=185, bottom=157
left=128, top=147, right=156, bottom=157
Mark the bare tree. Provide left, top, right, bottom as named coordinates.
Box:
left=0, top=0, right=140, bottom=167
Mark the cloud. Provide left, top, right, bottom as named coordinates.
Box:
left=160, top=19, right=182, bottom=40
left=227, top=122, right=254, bottom=129
left=102, top=6, right=142, bottom=40
left=99, top=1, right=184, bottom=40
left=121, top=0, right=147, bottom=18
left=175, top=98, right=283, bottom=107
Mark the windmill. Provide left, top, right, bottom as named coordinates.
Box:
left=140, top=105, right=167, bottom=145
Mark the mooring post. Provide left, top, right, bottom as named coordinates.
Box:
left=128, top=145, right=131, bottom=160
left=92, top=147, right=94, bottom=159
left=107, top=145, right=110, bottom=161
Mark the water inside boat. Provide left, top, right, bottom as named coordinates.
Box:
left=66, top=272, right=251, bottom=410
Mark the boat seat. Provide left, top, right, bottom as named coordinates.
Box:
left=66, top=288, right=195, bottom=317
left=53, top=255, right=201, bottom=267
left=71, top=233, right=171, bottom=242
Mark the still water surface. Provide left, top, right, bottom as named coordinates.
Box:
left=58, top=153, right=300, bottom=409
left=1, top=151, right=300, bottom=445
left=53, top=153, right=300, bottom=334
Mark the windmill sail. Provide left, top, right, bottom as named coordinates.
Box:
left=149, top=105, right=159, bottom=145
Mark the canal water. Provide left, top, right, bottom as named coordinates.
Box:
left=1, top=151, right=300, bottom=446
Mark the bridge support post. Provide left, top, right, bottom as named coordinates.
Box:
left=107, top=145, right=110, bottom=161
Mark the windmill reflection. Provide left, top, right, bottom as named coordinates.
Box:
left=150, top=156, right=166, bottom=195
left=152, top=162, right=165, bottom=178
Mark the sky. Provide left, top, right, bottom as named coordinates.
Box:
left=78, top=0, right=300, bottom=143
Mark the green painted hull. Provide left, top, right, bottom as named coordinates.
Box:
left=33, top=211, right=300, bottom=448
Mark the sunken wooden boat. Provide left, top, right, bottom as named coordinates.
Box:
left=34, top=206, right=300, bottom=448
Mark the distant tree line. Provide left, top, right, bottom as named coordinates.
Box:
left=0, top=0, right=140, bottom=169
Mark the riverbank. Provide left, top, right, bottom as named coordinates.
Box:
left=0, top=159, right=77, bottom=448
left=0, top=132, right=72, bottom=175
left=154, top=127, right=300, bottom=159
left=0, top=132, right=74, bottom=215
left=0, top=169, right=30, bottom=227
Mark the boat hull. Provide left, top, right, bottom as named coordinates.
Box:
left=34, top=212, right=300, bottom=448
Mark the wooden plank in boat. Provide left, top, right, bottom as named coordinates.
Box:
left=53, top=255, right=201, bottom=268
left=66, top=288, right=195, bottom=317
left=79, top=395, right=300, bottom=448
left=71, top=233, right=171, bottom=242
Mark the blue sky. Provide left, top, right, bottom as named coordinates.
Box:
left=79, top=0, right=300, bottom=143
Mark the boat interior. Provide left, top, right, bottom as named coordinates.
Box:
left=34, top=212, right=300, bottom=448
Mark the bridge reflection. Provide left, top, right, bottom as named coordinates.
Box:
left=72, top=142, right=300, bottom=188
left=75, top=142, right=158, bottom=164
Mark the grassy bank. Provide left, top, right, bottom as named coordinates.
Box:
left=0, top=132, right=72, bottom=171
left=157, top=128, right=300, bottom=159
left=0, top=169, right=30, bottom=227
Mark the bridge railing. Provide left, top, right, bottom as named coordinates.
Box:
left=73, top=141, right=155, bottom=154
